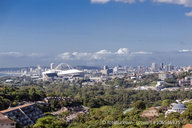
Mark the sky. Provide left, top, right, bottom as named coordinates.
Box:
left=0, top=0, right=192, bottom=67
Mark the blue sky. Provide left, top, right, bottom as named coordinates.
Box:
left=0, top=0, right=192, bottom=67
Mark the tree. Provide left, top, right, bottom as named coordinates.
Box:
left=33, top=116, right=67, bottom=128
left=162, top=99, right=173, bottom=107
left=50, top=99, right=61, bottom=111
left=133, top=100, right=146, bottom=110
left=87, top=98, right=99, bottom=108
left=163, top=112, right=182, bottom=128
left=165, top=78, right=177, bottom=84
left=181, top=104, right=192, bottom=121
left=0, top=96, right=10, bottom=110
left=29, top=88, right=40, bottom=101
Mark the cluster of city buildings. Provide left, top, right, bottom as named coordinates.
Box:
left=0, top=62, right=180, bottom=75
left=0, top=62, right=176, bottom=80
left=1, top=62, right=192, bottom=89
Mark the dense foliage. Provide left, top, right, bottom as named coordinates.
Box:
left=1, top=72, right=192, bottom=128
left=0, top=86, right=46, bottom=110
left=34, top=116, right=68, bottom=128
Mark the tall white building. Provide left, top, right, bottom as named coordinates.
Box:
left=164, top=64, right=174, bottom=72
left=151, top=62, right=159, bottom=72
left=50, top=63, right=55, bottom=70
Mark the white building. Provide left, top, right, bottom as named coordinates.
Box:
left=151, top=62, right=159, bottom=72
left=165, top=104, right=187, bottom=117
left=156, top=81, right=164, bottom=90
left=158, top=73, right=172, bottom=80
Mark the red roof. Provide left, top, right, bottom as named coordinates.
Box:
left=0, top=113, right=16, bottom=124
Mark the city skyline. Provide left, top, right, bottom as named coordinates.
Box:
left=0, top=0, right=192, bottom=67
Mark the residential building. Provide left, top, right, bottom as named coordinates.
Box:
left=156, top=81, right=164, bottom=90
left=141, top=107, right=160, bottom=118
left=0, top=113, right=16, bottom=128
left=44, top=97, right=72, bottom=104
left=0, top=103, right=44, bottom=127
left=165, top=104, right=187, bottom=117
left=101, top=66, right=113, bottom=75
left=158, top=73, right=172, bottom=81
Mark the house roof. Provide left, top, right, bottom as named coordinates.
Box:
left=141, top=107, right=160, bottom=117
left=142, top=107, right=159, bottom=113
left=0, top=113, right=16, bottom=124
left=0, top=103, right=34, bottom=114
left=172, top=104, right=187, bottom=110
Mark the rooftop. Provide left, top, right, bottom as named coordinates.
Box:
left=172, top=104, right=187, bottom=110
left=0, top=113, right=16, bottom=124
left=0, top=103, right=34, bottom=114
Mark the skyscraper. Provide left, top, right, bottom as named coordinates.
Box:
left=151, top=62, right=159, bottom=72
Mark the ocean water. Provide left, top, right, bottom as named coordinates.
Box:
left=0, top=73, right=9, bottom=77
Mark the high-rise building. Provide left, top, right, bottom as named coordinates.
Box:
left=50, top=63, right=55, bottom=70
left=165, top=64, right=174, bottom=72
left=113, top=67, right=118, bottom=73
left=37, top=65, right=41, bottom=70
left=103, top=65, right=108, bottom=70
left=168, top=64, right=174, bottom=72
left=160, top=63, right=164, bottom=71
left=151, top=62, right=159, bottom=72
left=101, top=65, right=112, bottom=75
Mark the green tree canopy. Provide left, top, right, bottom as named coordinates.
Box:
left=133, top=100, right=146, bottom=110
left=33, top=116, right=67, bottom=128
left=162, top=99, right=174, bottom=107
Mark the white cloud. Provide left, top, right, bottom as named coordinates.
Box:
left=185, top=11, right=192, bottom=16
left=114, top=0, right=136, bottom=4
left=72, top=52, right=92, bottom=60
left=72, top=52, right=90, bottom=57
left=91, top=0, right=146, bottom=4
left=58, top=52, right=71, bottom=60
left=91, top=0, right=192, bottom=7
left=96, top=49, right=112, bottom=54
left=58, top=49, right=107, bottom=60
left=0, top=52, right=52, bottom=67
left=178, top=49, right=192, bottom=53
left=91, top=0, right=192, bottom=8
left=90, top=0, right=192, bottom=16
left=91, top=0, right=111, bottom=4
left=0, top=52, right=23, bottom=57
left=57, top=48, right=154, bottom=66
left=58, top=48, right=135, bottom=63
left=27, top=53, right=44, bottom=57
left=132, top=51, right=152, bottom=55
left=0, top=52, right=46, bottom=58
left=152, top=0, right=192, bottom=7
left=115, top=48, right=129, bottom=55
